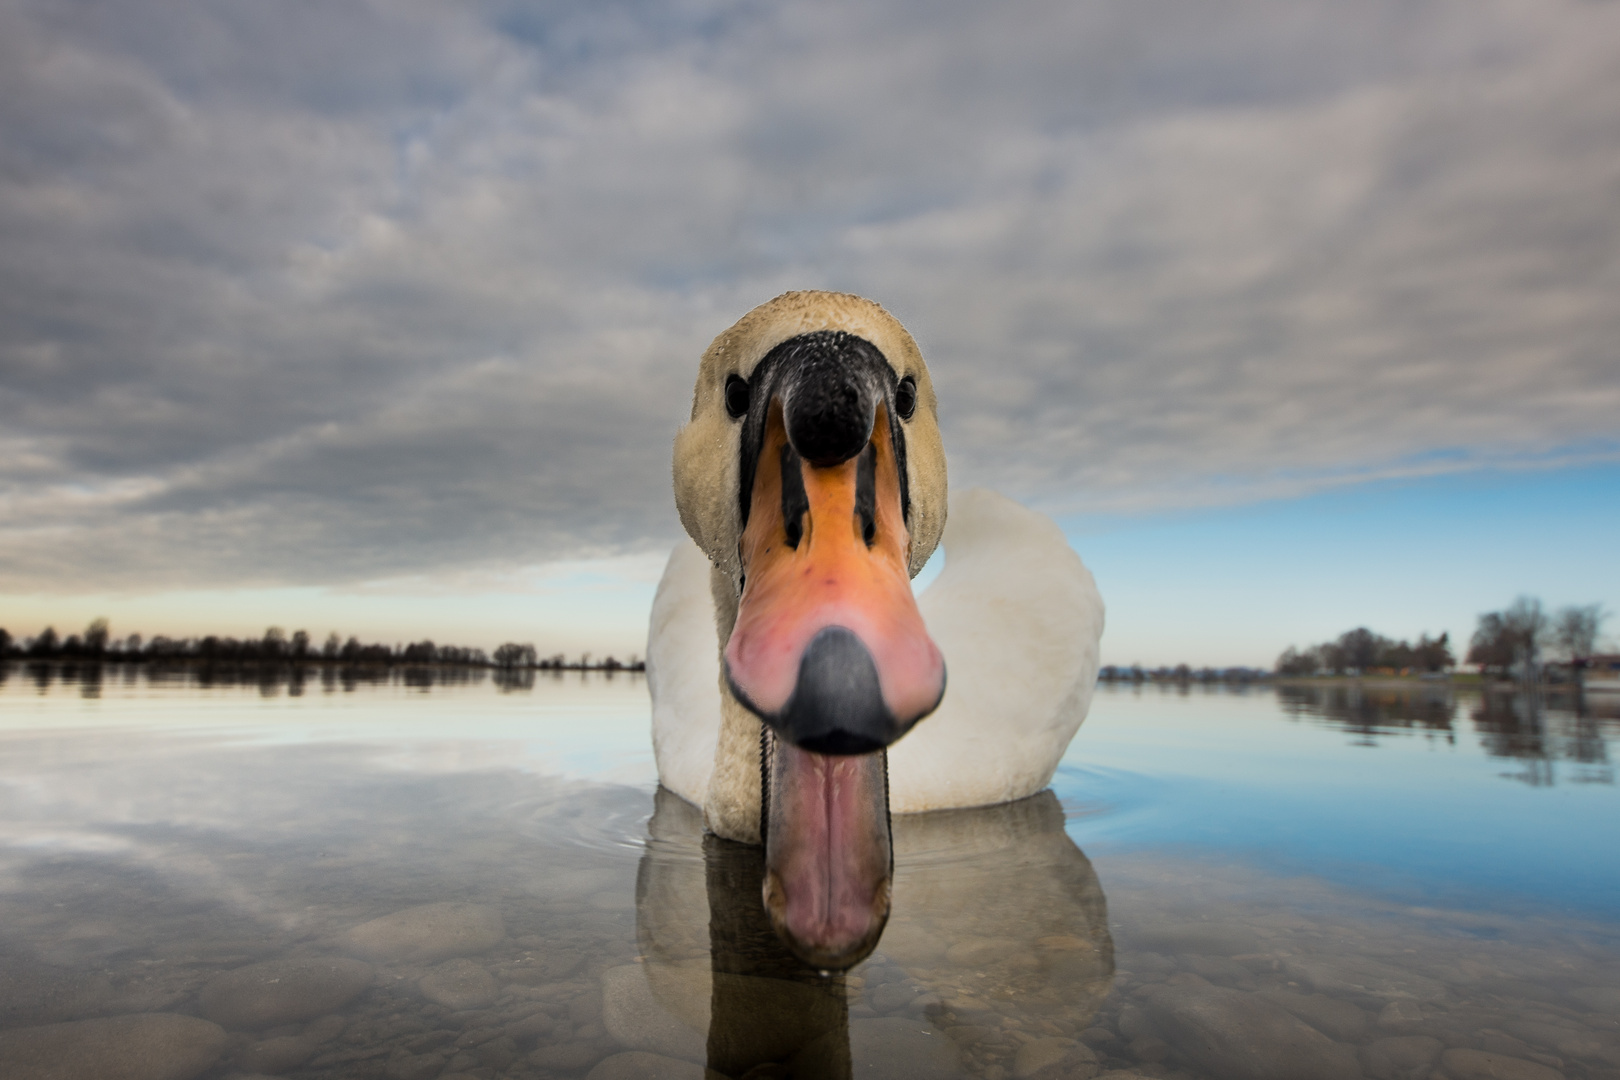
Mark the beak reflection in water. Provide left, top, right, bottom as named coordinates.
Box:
left=633, top=789, right=1115, bottom=1078
left=721, top=332, right=947, bottom=969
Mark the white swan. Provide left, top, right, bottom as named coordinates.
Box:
left=646, top=291, right=1104, bottom=967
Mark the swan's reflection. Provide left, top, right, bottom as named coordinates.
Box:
left=628, top=788, right=1113, bottom=1077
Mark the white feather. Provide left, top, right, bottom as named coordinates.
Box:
left=888, top=487, right=1104, bottom=812
left=646, top=539, right=722, bottom=807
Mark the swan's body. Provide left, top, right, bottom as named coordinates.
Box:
left=649, top=290, right=1104, bottom=966
left=650, top=487, right=1103, bottom=814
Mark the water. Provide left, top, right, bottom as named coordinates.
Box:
left=2, top=664, right=1618, bottom=1080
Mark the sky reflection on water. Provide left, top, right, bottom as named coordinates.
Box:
left=1058, top=683, right=1620, bottom=920
left=3, top=668, right=1620, bottom=1079
left=5, top=664, right=1618, bottom=923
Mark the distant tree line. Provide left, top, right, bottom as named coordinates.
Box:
left=1465, top=597, right=1607, bottom=680
left=1098, top=665, right=1271, bottom=685
left=492, top=643, right=642, bottom=672
left=1274, top=597, right=1610, bottom=681
left=0, top=620, right=644, bottom=672
left=1275, top=628, right=1454, bottom=677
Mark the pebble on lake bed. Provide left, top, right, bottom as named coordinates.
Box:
left=1285, top=955, right=1446, bottom=1002
left=418, top=958, right=497, bottom=1010
left=870, top=982, right=920, bottom=1013
left=233, top=1032, right=321, bottom=1074
left=1440, top=1047, right=1567, bottom=1080
left=1143, top=977, right=1361, bottom=1080
left=601, top=963, right=708, bottom=1063
left=197, top=957, right=374, bottom=1030
left=1013, top=1036, right=1093, bottom=1078
left=0, top=957, right=118, bottom=1026
left=1255, top=988, right=1368, bottom=1041
left=341, top=902, right=506, bottom=964
left=530, top=1040, right=606, bottom=1072
left=0, top=1012, right=228, bottom=1080
left=1568, top=986, right=1620, bottom=1013
left=586, top=1050, right=726, bottom=1079
left=1131, top=923, right=1260, bottom=957
left=1502, top=1018, right=1611, bottom=1062
left=1376, top=999, right=1428, bottom=1032
left=1359, top=1035, right=1444, bottom=1080
left=384, top=1050, right=450, bottom=1080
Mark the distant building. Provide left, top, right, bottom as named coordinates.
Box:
left=1583, top=654, right=1620, bottom=692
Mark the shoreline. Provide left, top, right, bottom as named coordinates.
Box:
left=0, top=655, right=647, bottom=675
left=1105, top=672, right=1612, bottom=692
left=8, top=659, right=1609, bottom=694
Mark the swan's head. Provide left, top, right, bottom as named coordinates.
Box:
left=674, top=290, right=947, bottom=968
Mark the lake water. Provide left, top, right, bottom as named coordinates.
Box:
left=2, top=664, right=1619, bottom=1080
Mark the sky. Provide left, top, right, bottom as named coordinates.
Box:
left=1, top=0, right=1616, bottom=665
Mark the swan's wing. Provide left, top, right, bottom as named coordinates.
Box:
left=888, top=488, right=1105, bottom=813
left=647, top=539, right=723, bottom=806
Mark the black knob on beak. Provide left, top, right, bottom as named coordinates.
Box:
left=781, top=340, right=878, bottom=467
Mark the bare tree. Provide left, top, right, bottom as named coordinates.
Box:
left=1414, top=632, right=1453, bottom=672
left=29, top=627, right=59, bottom=657
left=1503, top=596, right=1548, bottom=678
left=494, top=643, right=537, bottom=669
left=262, top=626, right=287, bottom=659
left=84, top=617, right=110, bottom=655
left=1470, top=597, right=1551, bottom=680
left=1552, top=604, right=1606, bottom=660
left=1337, top=628, right=1379, bottom=672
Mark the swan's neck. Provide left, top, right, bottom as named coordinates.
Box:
left=704, top=564, right=764, bottom=844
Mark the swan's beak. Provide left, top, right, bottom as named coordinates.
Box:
left=725, top=398, right=945, bottom=753
left=724, top=368, right=944, bottom=968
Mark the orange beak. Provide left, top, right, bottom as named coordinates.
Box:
left=725, top=399, right=945, bottom=751
left=724, top=382, right=944, bottom=968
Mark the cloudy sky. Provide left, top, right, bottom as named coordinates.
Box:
left=2, top=0, right=1617, bottom=663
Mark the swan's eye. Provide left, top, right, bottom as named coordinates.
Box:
left=725, top=375, right=750, bottom=419
left=895, top=375, right=917, bottom=421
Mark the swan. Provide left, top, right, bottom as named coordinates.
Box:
left=647, top=290, right=1104, bottom=969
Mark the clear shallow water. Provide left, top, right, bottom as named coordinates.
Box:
left=1061, top=683, right=1620, bottom=919
left=1, top=665, right=1618, bottom=1080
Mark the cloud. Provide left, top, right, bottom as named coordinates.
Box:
left=1, top=0, right=1616, bottom=590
